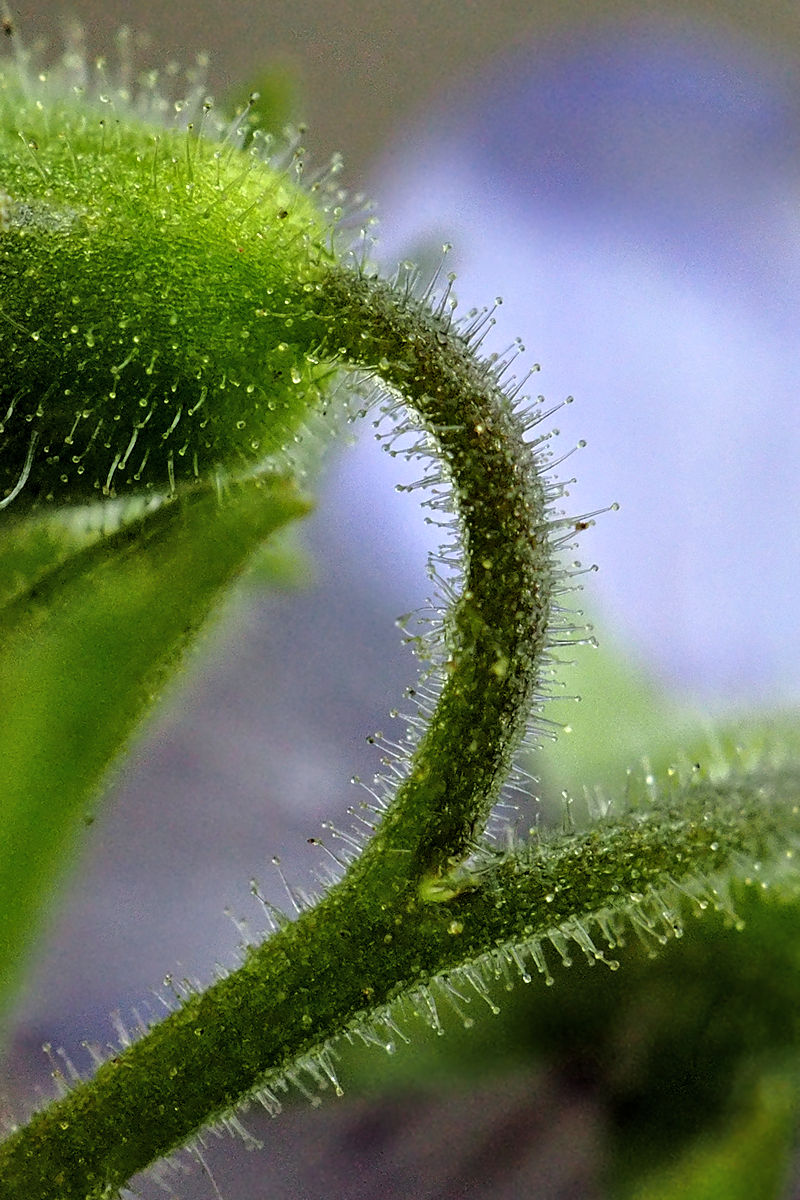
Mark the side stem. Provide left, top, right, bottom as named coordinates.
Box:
left=305, top=267, right=555, bottom=885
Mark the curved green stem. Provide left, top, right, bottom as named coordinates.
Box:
left=0, top=263, right=557, bottom=1197
left=3, top=268, right=798, bottom=1199
left=304, top=266, right=555, bottom=885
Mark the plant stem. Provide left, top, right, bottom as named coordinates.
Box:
left=0, top=263, right=558, bottom=1197
left=3, top=268, right=798, bottom=1199
left=1, top=759, right=797, bottom=1197
left=304, top=266, right=557, bottom=884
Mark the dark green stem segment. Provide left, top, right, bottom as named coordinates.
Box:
left=305, top=266, right=554, bottom=882
left=2, top=755, right=797, bottom=1198
left=0, top=264, right=557, bottom=1197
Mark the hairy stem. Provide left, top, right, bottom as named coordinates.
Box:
left=1, top=754, right=797, bottom=1197
left=0, top=264, right=557, bottom=1197
left=5, top=269, right=796, bottom=1199
left=304, top=266, right=556, bottom=883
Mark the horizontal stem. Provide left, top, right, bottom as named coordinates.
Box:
left=1, top=762, right=797, bottom=1196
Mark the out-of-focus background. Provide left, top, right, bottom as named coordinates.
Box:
left=4, top=2, right=800, bottom=1196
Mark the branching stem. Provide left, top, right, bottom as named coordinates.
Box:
left=3, top=269, right=798, bottom=1200
left=0, top=264, right=557, bottom=1197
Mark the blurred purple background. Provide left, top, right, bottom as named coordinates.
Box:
left=367, top=16, right=800, bottom=707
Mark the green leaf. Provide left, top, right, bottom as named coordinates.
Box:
left=0, top=474, right=311, bottom=1026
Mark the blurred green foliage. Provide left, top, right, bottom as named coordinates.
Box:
left=0, top=476, right=310, bottom=1028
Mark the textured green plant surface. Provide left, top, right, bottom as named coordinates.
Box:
left=0, top=28, right=799, bottom=1200
left=0, top=58, right=335, bottom=506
